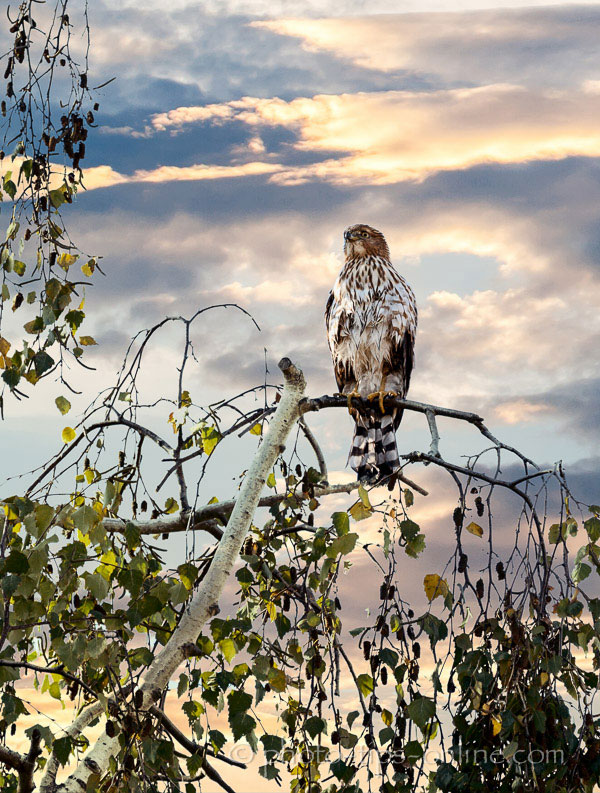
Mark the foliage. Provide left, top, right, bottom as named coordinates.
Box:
left=0, top=311, right=599, bottom=793
left=0, top=0, right=100, bottom=409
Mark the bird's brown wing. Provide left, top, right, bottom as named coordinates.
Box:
left=325, top=290, right=356, bottom=393
left=390, top=327, right=415, bottom=397
left=388, top=327, right=415, bottom=429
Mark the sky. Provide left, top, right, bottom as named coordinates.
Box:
left=2, top=0, right=600, bottom=790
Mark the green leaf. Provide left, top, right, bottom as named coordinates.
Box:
left=84, top=572, right=109, bottom=602
left=3, top=179, right=16, bottom=200
left=53, top=736, right=72, bottom=766
left=356, top=673, right=374, bottom=698
left=332, top=511, right=350, bottom=536
left=34, top=504, right=55, bottom=536
left=5, top=550, right=29, bottom=574
left=259, top=765, right=280, bottom=781
left=219, top=638, right=236, bottom=663
left=400, top=518, right=420, bottom=540
left=49, top=187, right=67, bottom=208
left=404, top=740, right=424, bottom=764
left=584, top=516, right=600, bottom=542
left=573, top=562, right=592, bottom=583
left=268, top=667, right=286, bottom=692
left=178, top=563, right=198, bottom=590
left=72, top=505, right=98, bottom=534
left=55, top=395, right=71, bottom=415
left=407, top=696, right=436, bottom=729
left=229, top=712, right=256, bottom=741
left=330, top=758, right=355, bottom=783
left=33, top=350, right=54, bottom=376
left=326, top=532, right=358, bottom=558
left=209, top=729, right=227, bottom=754
left=405, top=533, right=426, bottom=558
left=228, top=689, right=252, bottom=717
left=305, top=716, right=326, bottom=738
left=164, top=497, right=179, bottom=514
left=0, top=666, right=20, bottom=684
left=420, top=613, right=449, bottom=646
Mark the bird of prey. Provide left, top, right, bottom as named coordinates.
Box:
left=325, top=224, right=417, bottom=484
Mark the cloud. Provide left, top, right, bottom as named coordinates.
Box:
left=143, top=85, right=600, bottom=186
left=254, top=6, right=600, bottom=87
left=492, top=378, right=600, bottom=440
left=78, top=161, right=284, bottom=191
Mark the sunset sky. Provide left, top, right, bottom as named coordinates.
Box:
left=2, top=1, right=600, bottom=790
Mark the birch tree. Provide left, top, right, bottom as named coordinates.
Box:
left=0, top=308, right=599, bottom=793
left=1, top=0, right=100, bottom=408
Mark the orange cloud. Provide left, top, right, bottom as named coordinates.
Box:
left=147, top=85, right=600, bottom=185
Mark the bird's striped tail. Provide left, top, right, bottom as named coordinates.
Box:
left=348, top=410, right=399, bottom=485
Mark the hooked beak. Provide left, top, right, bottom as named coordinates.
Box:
left=344, top=230, right=356, bottom=242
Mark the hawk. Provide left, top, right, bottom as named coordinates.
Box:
left=325, top=224, right=417, bottom=484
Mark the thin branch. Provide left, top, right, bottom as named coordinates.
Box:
left=299, top=416, right=327, bottom=480
left=0, top=660, right=97, bottom=700
left=149, top=706, right=246, bottom=769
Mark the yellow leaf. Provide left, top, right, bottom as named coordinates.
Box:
left=358, top=484, right=371, bottom=508
left=84, top=468, right=95, bottom=485
left=3, top=504, right=18, bottom=520
left=81, top=258, right=96, bottom=277
left=79, top=336, right=97, bottom=346
left=423, top=573, right=449, bottom=602
left=540, top=672, right=549, bottom=686
left=58, top=253, right=78, bottom=271
left=62, top=426, right=76, bottom=444
left=249, top=423, right=262, bottom=435
left=349, top=500, right=372, bottom=521
left=0, top=336, right=10, bottom=357
left=381, top=708, right=393, bottom=727
left=78, top=529, right=90, bottom=547
left=492, top=715, right=502, bottom=736
left=466, top=521, right=484, bottom=538
left=180, top=390, right=192, bottom=407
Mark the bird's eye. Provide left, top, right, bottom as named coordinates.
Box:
left=360, top=231, right=369, bottom=238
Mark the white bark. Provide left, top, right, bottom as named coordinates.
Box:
left=39, top=702, right=104, bottom=793
left=53, top=358, right=306, bottom=793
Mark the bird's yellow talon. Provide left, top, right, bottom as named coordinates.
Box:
left=346, top=388, right=361, bottom=416
left=366, top=389, right=398, bottom=413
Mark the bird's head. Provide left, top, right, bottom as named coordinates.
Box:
left=343, top=224, right=390, bottom=260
